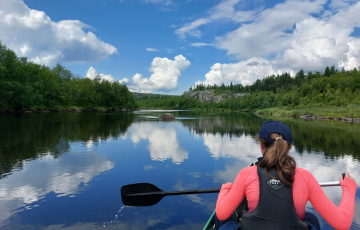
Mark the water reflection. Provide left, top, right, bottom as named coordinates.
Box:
left=0, top=111, right=358, bottom=230
left=0, top=112, right=134, bottom=178
left=0, top=152, right=114, bottom=225
left=203, top=133, right=259, bottom=161
left=128, top=122, right=188, bottom=164
left=180, top=112, right=360, bottom=159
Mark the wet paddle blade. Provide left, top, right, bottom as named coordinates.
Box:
left=121, top=183, right=165, bottom=207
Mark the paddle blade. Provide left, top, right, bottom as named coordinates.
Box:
left=121, top=183, right=165, bottom=207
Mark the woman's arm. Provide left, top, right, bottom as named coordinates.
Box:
left=307, top=171, right=357, bottom=230
left=216, top=167, right=253, bottom=220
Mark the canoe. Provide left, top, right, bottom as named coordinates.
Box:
left=203, top=210, right=216, bottom=230
left=203, top=208, right=244, bottom=230
left=203, top=198, right=246, bottom=230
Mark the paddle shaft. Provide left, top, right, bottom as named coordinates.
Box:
left=127, top=188, right=220, bottom=197
left=127, top=181, right=340, bottom=197
left=319, top=181, right=340, bottom=187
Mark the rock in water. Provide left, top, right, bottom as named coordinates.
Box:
left=159, top=113, right=175, bottom=121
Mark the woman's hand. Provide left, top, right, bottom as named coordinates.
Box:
left=221, top=182, right=233, bottom=189
left=340, top=172, right=355, bottom=183
left=220, top=183, right=233, bottom=193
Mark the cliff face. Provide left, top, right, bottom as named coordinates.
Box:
left=183, top=90, right=248, bottom=103
left=183, top=91, right=215, bottom=102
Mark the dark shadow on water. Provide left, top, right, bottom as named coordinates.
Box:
left=177, top=111, right=360, bottom=160
left=1, top=111, right=359, bottom=179
left=0, top=112, right=134, bottom=179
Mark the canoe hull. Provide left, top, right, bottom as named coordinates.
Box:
left=203, top=210, right=216, bottom=230
left=203, top=198, right=246, bottom=230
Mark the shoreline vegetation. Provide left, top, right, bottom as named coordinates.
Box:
left=256, top=106, right=360, bottom=123
left=138, top=107, right=360, bottom=123
left=0, top=106, right=135, bottom=114
left=0, top=42, right=137, bottom=114
left=1, top=40, right=360, bottom=123
left=136, top=65, right=360, bottom=123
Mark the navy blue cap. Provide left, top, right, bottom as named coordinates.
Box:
left=259, top=121, right=292, bottom=144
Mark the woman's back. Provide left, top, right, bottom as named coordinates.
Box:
left=216, top=121, right=357, bottom=230
left=216, top=166, right=357, bottom=230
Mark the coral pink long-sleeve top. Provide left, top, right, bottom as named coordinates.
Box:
left=216, top=166, right=358, bottom=230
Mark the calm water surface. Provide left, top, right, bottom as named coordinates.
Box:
left=0, top=111, right=359, bottom=230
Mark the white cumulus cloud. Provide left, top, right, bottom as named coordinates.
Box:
left=86, top=67, right=114, bottom=82
left=119, top=78, right=129, bottom=84
left=194, top=0, right=360, bottom=86
left=124, top=55, right=191, bottom=93
left=216, top=0, right=327, bottom=59
left=0, top=0, right=118, bottom=66
left=275, top=36, right=349, bottom=71
left=196, top=57, right=286, bottom=87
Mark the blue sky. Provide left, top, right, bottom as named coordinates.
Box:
left=1, top=0, right=360, bottom=95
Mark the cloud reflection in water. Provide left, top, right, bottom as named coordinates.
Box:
left=0, top=153, right=114, bottom=225
left=128, top=122, right=188, bottom=164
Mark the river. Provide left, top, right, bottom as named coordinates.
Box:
left=0, top=110, right=359, bottom=230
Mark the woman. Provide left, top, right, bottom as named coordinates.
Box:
left=215, top=121, right=357, bottom=230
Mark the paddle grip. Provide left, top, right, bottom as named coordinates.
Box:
left=342, top=173, right=345, bottom=180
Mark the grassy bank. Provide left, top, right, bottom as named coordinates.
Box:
left=256, top=105, right=360, bottom=118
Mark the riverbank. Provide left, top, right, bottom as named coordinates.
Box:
left=256, top=105, right=360, bottom=123
left=138, top=106, right=360, bottom=123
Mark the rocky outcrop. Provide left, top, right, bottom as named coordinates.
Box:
left=213, top=95, right=223, bottom=103
left=159, top=113, right=175, bottom=121
left=184, top=91, right=215, bottom=102
left=233, top=93, right=249, bottom=99
left=297, top=115, right=360, bottom=123
left=183, top=90, right=249, bottom=103
left=86, top=107, right=97, bottom=111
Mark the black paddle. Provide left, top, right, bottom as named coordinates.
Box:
left=121, top=181, right=340, bottom=207
left=121, top=183, right=220, bottom=207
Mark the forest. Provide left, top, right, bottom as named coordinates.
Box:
left=2, top=39, right=360, bottom=117
left=0, top=42, right=137, bottom=112
left=137, top=66, right=360, bottom=118
left=132, top=92, right=176, bottom=101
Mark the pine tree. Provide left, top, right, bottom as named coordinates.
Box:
left=324, top=66, right=331, bottom=77
left=330, top=65, right=336, bottom=75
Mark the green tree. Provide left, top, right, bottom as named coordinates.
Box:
left=295, top=69, right=305, bottom=86
left=324, top=66, right=331, bottom=77
left=330, top=65, right=337, bottom=75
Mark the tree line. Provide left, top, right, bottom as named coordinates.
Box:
left=137, top=65, right=360, bottom=116
left=0, top=42, right=137, bottom=112
left=132, top=92, right=176, bottom=101
left=189, top=66, right=341, bottom=94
